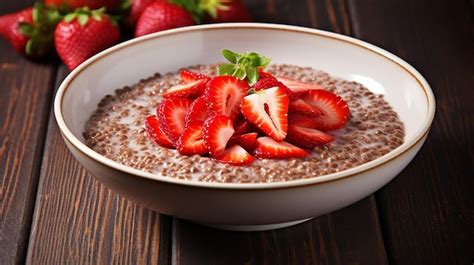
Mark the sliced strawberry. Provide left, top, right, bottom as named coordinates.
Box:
left=233, top=115, right=256, bottom=135
left=162, top=78, right=207, bottom=98
left=253, top=77, right=283, bottom=91
left=176, top=121, right=208, bottom=155
left=204, top=115, right=235, bottom=157
left=289, top=98, right=323, bottom=116
left=144, top=115, right=174, bottom=148
left=240, top=86, right=289, bottom=141
left=228, top=132, right=258, bottom=152
left=286, top=125, right=334, bottom=149
left=277, top=76, right=325, bottom=100
left=288, top=113, right=321, bottom=129
left=205, top=76, right=249, bottom=119
left=157, top=97, right=193, bottom=143
left=185, top=96, right=208, bottom=126
left=215, top=145, right=254, bottom=166
left=254, top=137, right=308, bottom=159
left=258, top=68, right=274, bottom=79
left=180, top=69, right=210, bottom=83
left=298, top=90, right=350, bottom=130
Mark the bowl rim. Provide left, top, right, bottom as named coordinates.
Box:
left=54, top=23, right=436, bottom=190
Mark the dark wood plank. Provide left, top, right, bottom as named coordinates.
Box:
left=347, top=0, right=474, bottom=264
left=172, top=1, right=388, bottom=264
left=0, top=1, right=58, bottom=264
left=26, top=66, right=171, bottom=265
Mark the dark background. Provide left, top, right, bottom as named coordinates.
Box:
left=0, top=0, right=473, bottom=264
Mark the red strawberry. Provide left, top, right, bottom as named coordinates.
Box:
left=0, top=5, right=59, bottom=58
left=215, top=145, right=253, bottom=165
left=204, top=115, right=234, bottom=157
left=135, top=1, right=194, bottom=37
left=286, top=125, right=334, bottom=149
left=55, top=8, right=120, bottom=70
left=205, top=76, right=249, bottom=120
left=254, top=137, right=308, bottom=159
left=201, top=0, right=252, bottom=23
left=233, top=116, right=255, bottom=135
left=180, top=69, right=210, bottom=84
left=257, top=68, right=274, bottom=80
left=127, top=0, right=157, bottom=27
left=145, top=115, right=174, bottom=148
left=157, top=97, right=193, bottom=143
left=162, top=78, right=207, bottom=98
left=289, top=98, right=323, bottom=116
left=45, top=0, right=121, bottom=11
left=176, top=121, right=208, bottom=155
left=288, top=114, right=321, bottom=129
left=240, top=86, right=289, bottom=141
left=228, top=132, right=258, bottom=152
left=185, top=96, right=208, bottom=126
left=296, top=90, right=350, bottom=131
left=253, top=76, right=288, bottom=91
left=277, top=76, right=326, bottom=100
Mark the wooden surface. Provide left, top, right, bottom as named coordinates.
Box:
left=0, top=0, right=472, bottom=264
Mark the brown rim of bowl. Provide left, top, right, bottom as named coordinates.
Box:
left=54, top=23, right=436, bottom=190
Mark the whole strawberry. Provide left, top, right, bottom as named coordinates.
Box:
left=199, top=0, right=251, bottom=23
left=0, top=4, right=61, bottom=58
left=127, top=0, right=158, bottom=27
left=45, top=0, right=121, bottom=12
left=135, top=1, right=194, bottom=37
left=55, top=7, right=120, bottom=70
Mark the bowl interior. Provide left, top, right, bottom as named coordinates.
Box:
left=57, top=24, right=432, bottom=184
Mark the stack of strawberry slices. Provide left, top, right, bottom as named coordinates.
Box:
left=145, top=50, right=350, bottom=165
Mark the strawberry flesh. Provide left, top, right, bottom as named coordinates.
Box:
left=157, top=97, right=193, bottom=143
left=205, top=75, right=249, bottom=119
left=163, top=78, right=207, bottom=98
left=176, top=121, right=208, bottom=155
left=298, top=90, right=350, bottom=130
left=288, top=113, right=321, bottom=129
left=215, top=145, right=254, bottom=166
left=277, top=76, right=326, bottom=100
left=180, top=69, right=210, bottom=83
left=204, top=115, right=235, bottom=157
left=286, top=125, right=334, bottom=149
left=254, top=137, right=308, bottom=159
left=145, top=115, right=174, bottom=148
left=228, top=132, right=258, bottom=152
left=185, top=96, right=208, bottom=127
left=289, top=98, right=323, bottom=116
left=240, top=86, right=289, bottom=141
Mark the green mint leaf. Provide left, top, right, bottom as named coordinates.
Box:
left=217, top=64, right=235, bottom=76
left=233, top=67, right=246, bottom=80
left=222, top=49, right=237, bottom=63
left=246, top=65, right=258, bottom=85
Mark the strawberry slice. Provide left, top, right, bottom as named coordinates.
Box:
left=298, top=90, right=350, bottom=130
left=204, top=115, right=235, bottom=157
left=277, top=76, right=325, bottom=100
left=144, top=115, right=174, bottom=148
left=228, top=132, right=258, bottom=152
left=286, top=125, right=334, bottom=149
left=176, top=121, right=208, bottom=155
left=254, top=137, right=308, bottom=159
left=185, top=96, right=208, bottom=126
left=289, top=98, right=323, bottom=116
left=288, top=114, right=321, bottom=129
left=253, top=76, right=287, bottom=91
left=157, top=97, right=193, bottom=143
left=233, top=115, right=256, bottom=135
left=180, top=69, right=210, bottom=83
left=257, top=68, right=274, bottom=79
left=162, top=78, right=207, bottom=98
left=215, top=145, right=254, bottom=166
left=205, top=76, right=249, bottom=119
left=240, top=86, right=289, bottom=141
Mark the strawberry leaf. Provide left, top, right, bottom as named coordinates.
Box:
left=78, top=13, right=89, bottom=25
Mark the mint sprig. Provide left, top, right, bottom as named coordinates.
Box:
left=218, top=49, right=271, bottom=85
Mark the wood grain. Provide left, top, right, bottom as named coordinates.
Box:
left=347, top=0, right=474, bottom=264
left=171, top=1, right=387, bottom=264
left=0, top=1, right=57, bottom=264
left=26, top=67, right=171, bottom=265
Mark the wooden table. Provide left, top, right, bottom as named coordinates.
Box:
left=1, top=0, right=473, bottom=264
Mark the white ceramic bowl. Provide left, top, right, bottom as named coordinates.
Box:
left=54, top=23, right=435, bottom=231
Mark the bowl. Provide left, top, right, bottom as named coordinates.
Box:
left=54, top=23, right=435, bottom=231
